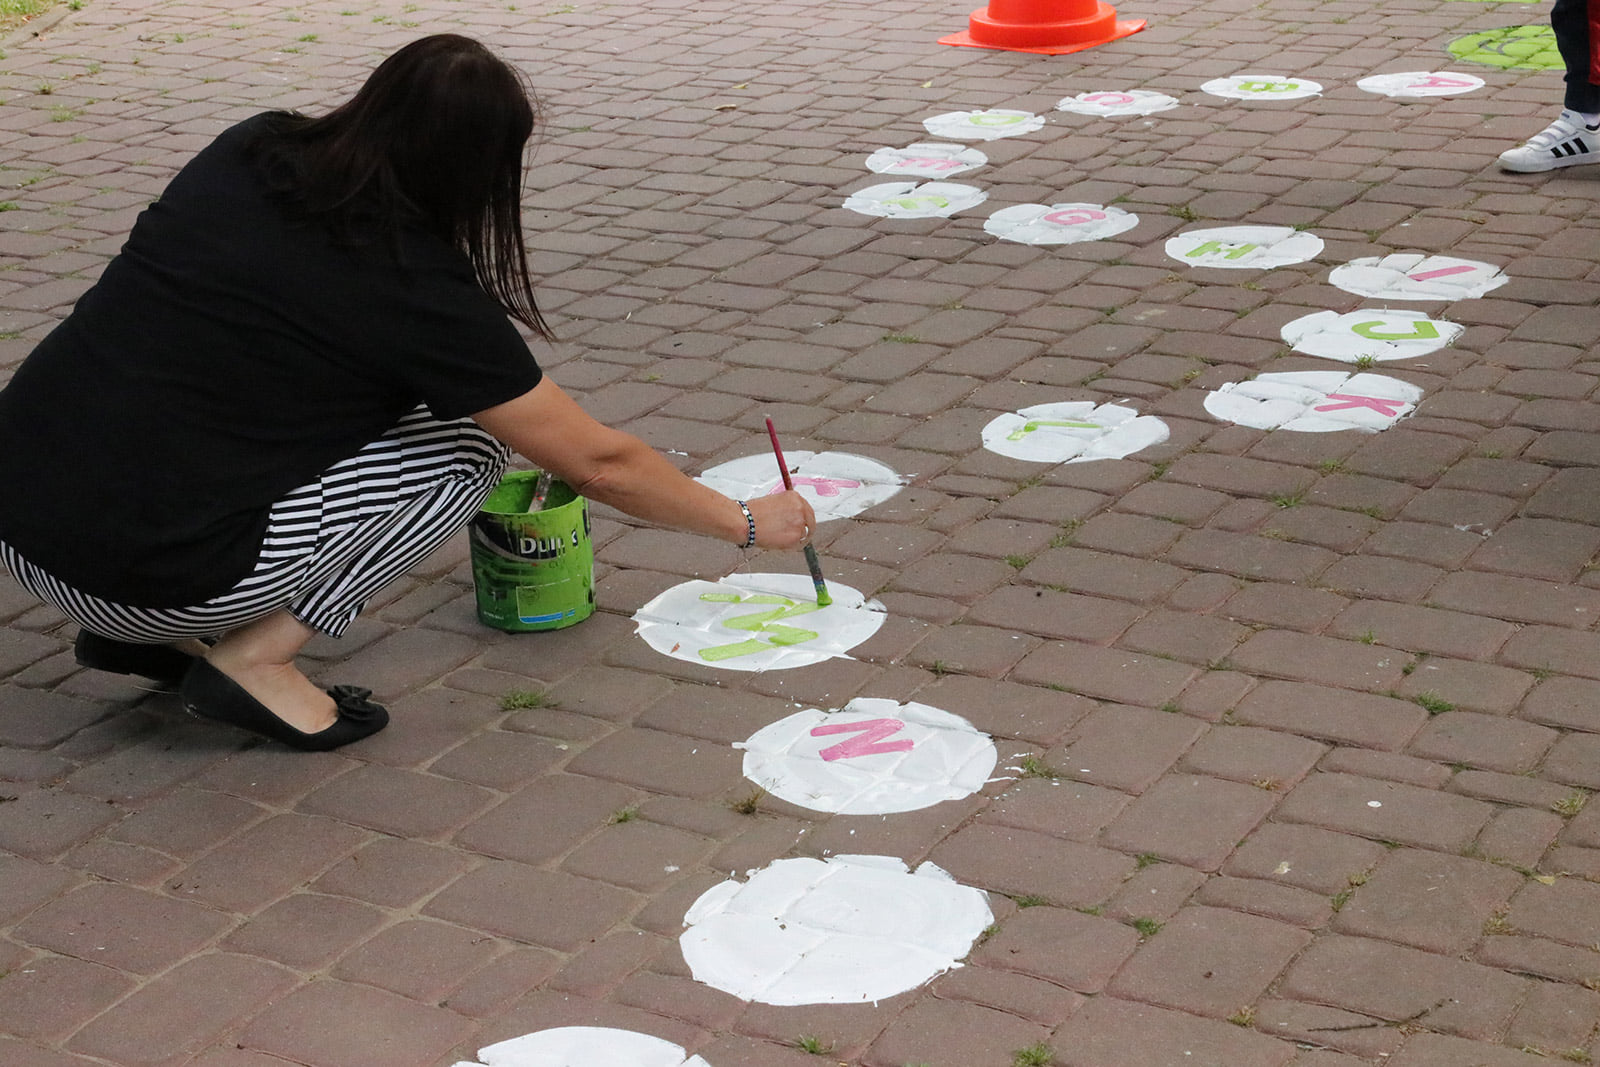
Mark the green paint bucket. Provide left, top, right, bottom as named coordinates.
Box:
left=469, top=470, right=595, bottom=632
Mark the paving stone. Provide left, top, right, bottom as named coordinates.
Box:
left=1385, top=1032, right=1554, bottom=1066
left=68, top=953, right=298, bottom=1066
left=167, top=813, right=370, bottom=914
left=1394, top=657, right=1535, bottom=716
left=330, top=920, right=503, bottom=1002
left=1505, top=979, right=1600, bottom=1054
left=0, top=786, right=122, bottom=861
left=0, top=952, right=139, bottom=1045
left=1406, top=711, right=1557, bottom=774
left=220, top=892, right=386, bottom=970
left=1050, top=995, right=1298, bottom=1067
left=1013, top=644, right=1198, bottom=709
left=239, top=979, right=473, bottom=1067
left=863, top=996, right=1051, bottom=1067
left=1109, top=905, right=1311, bottom=1018
left=563, top=725, right=745, bottom=797
left=981, top=778, right=1132, bottom=843
left=974, top=905, right=1138, bottom=993
left=1233, top=681, right=1427, bottom=751
left=423, top=859, right=637, bottom=952
left=1179, top=725, right=1325, bottom=790
left=1193, top=876, right=1333, bottom=928
left=14, top=880, right=231, bottom=974
left=1332, top=848, right=1523, bottom=954
left=1274, top=772, right=1494, bottom=852
left=1278, top=936, right=1528, bottom=1041
left=1226, top=631, right=1408, bottom=693
left=441, top=948, right=562, bottom=1020
left=1221, top=582, right=1348, bottom=632
left=1328, top=601, right=1514, bottom=662
left=928, top=824, right=1135, bottom=909
left=1101, top=774, right=1278, bottom=871
left=0, top=685, right=113, bottom=749
left=454, top=773, right=641, bottom=865
left=931, top=964, right=1084, bottom=1026
left=1043, top=705, right=1206, bottom=793
left=298, top=764, right=496, bottom=840
left=1505, top=878, right=1600, bottom=949
left=1251, top=998, right=1406, bottom=1061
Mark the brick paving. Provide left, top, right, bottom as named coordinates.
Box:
left=2, top=0, right=1599, bottom=1061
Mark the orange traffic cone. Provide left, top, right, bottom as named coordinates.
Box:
left=940, top=0, right=1145, bottom=55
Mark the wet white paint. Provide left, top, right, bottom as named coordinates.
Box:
left=1329, top=254, right=1510, bottom=301
left=1056, top=89, right=1180, bottom=117
left=865, top=143, right=988, bottom=178
left=1203, top=371, right=1423, bottom=432
left=984, top=202, right=1140, bottom=245
left=843, top=181, right=987, bottom=219
left=1165, top=225, right=1324, bottom=269
left=921, top=109, right=1046, bottom=140
left=1357, top=71, right=1485, bottom=97
left=737, top=698, right=997, bottom=814
left=1280, top=309, right=1463, bottom=362
left=696, top=451, right=904, bottom=523
left=452, top=1027, right=712, bottom=1067
left=981, top=401, right=1170, bottom=463
left=1201, top=73, right=1323, bottom=101
left=633, top=573, right=885, bottom=672
left=680, top=855, right=993, bottom=1005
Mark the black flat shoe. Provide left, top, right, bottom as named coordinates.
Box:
left=74, top=631, right=197, bottom=685
left=179, top=659, right=389, bottom=751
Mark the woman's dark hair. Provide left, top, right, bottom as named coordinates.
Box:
left=254, top=34, right=550, bottom=338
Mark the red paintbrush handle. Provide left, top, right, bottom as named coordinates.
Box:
left=765, top=417, right=795, bottom=492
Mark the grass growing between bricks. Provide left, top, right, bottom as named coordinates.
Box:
left=498, top=688, right=550, bottom=710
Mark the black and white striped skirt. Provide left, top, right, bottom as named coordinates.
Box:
left=1, top=406, right=508, bottom=640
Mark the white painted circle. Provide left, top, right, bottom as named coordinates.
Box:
left=984, top=202, right=1140, bottom=245
left=680, top=855, right=993, bottom=1005
left=843, top=181, right=987, bottom=219
left=1357, top=71, right=1485, bottom=98
left=864, top=143, right=987, bottom=178
left=737, top=698, right=998, bottom=815
left=1329, top=254, right=1510, bottom=301
left=457, top=1028, right=712, bottom=1067
left=1166, top=225, right=1324, bottom=269
left=1201, top=73, right=1324, bottom=101
left=1281, top=309, right=1462, bottom=362
left=1203, top=371, right=1423, bottom=432
left=696, top=451, right=904, bottom=523
left=633, top=573, right=886, bottom=672
left=981, top=401, right=1169, bottom=463
left=921, top=109, right=1046, bottom=141
left=1056, top=89, right=1180, bottom=117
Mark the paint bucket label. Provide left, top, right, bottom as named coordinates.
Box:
left=469, top=470, right=595, bottom=632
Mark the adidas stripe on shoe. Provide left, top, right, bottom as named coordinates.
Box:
left=1498, top=110, right=1600, bottom=173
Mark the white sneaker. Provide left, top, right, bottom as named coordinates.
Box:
left=1498, top=110, right=1600, bottom=172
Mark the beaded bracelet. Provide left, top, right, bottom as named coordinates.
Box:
left=735, top=499, right=756, bottom=548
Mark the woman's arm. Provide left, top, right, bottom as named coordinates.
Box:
left=473, top=377, right=816, bottom=549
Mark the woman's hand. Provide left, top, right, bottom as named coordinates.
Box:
left=744, top=490, right=816, bottom=550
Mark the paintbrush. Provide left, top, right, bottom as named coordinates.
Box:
left=764, top=417, right=832, bottom=607
left=528, top=470, right=554, bottom=512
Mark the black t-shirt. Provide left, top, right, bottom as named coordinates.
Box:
left=0, top=113, right=541, bottom=607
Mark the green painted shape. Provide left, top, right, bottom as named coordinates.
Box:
left=1186, top=239, right=1258, bottom=260
left=1352, top=319, right=1441, bottom=341
left=700, top=638, right=771, bottom=662
left=1448, top=25, right=1564, bottom=68
left=760, top=623, right=820, bottom=646
left=886, top=196, right=950, bottom=211
left=1006, top=419, right=1100, bottom=441
left=693, top=593, right=826, bottom=660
